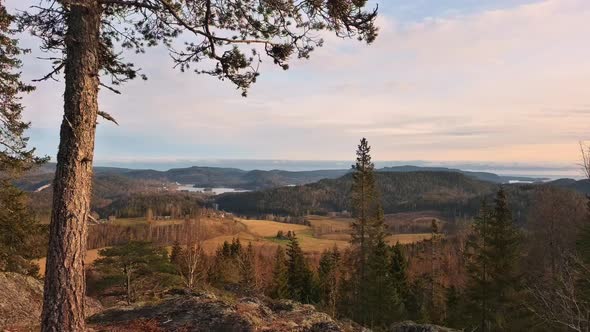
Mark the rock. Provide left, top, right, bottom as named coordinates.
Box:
left=390, top=321, right=459, bottom=332
left=89, top=294, right=367, bottom=332
left=0, top=272, right=102, bottom=330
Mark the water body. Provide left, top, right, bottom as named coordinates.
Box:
left=176, top=184, right=249, bottom=195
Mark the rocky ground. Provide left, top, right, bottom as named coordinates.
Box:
left=89, top=291, right=365, bottom=332
left=0, top=272, right=102, bottom=331
left=1, top=272, right=455, bottom=332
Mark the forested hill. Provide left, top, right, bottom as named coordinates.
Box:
left=216, top=171, right=498, bottom=217
left=18, top=163, right=543, bottom=193
left=379, top=165, right=546, bottom=183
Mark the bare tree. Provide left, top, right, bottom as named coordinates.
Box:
left=179, top=214, right=207, bottom=290
left=526, top=254, right=590, bottom=332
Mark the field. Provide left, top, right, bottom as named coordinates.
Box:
left=34, top=215, right=432, bottom=275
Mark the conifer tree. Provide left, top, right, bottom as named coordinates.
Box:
left=240, top=242, right=256, bottom=293
left=465, top=189, right=522, bottom=331
left=318, top=246, right=342, bottom=317
left=445, top=286, right=463, bottom=329
left=270, top=246, right=289, bottom=299
left=349, top=138, right=387, bottom=324
left=427, top=219, right=444, bottom=323
left=367, top=237, right=399, bottom=327
left=390, top=242, right=409, bottom=317
left=0, top=3, right=46, bottom=276
left=170, top=240, right=183, bottom=265
left=286, top=234, right=315, bottom=303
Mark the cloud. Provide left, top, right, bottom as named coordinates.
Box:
left=11, top=0, right=590, bottom=164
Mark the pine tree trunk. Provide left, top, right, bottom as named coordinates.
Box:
left=41, top=1, right=101, bottom=331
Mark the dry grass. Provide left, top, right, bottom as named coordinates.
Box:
left=386, top=233, right=432, bottom=245
left=34, top=216, right=432, bottom=274
left=34, top=248, right=103, bottom=276
left=237, top=219, right=309, bottom=237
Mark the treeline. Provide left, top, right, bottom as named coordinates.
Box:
left=94, top=192, right=205, bottom=219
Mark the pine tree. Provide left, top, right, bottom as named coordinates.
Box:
left=286, top=234, right=315, bottom=303
left=0, top=3, right=46, bottom=276
left=270, top=246, right=289, bottom=299
left=465, top=189, right=522, bottom=331
left=22, top=0, right=377, bottom=327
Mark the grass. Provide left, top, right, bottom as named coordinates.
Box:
left=34, top=248, right=103, bottom=276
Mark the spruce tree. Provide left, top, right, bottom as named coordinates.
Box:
left=240, top=242, right=256, bottom=293
left=367, top=237, right=399, bottom=327
left=318, top=246, right=342, bottom=317
left=465, top=189, right=522, bottom=331
left=390, top=242, right=410, bottom=317
left=270, top=246, right=289, bottom=299
left=170, top=241, right=183, bottom=266
left=286, top=234, right=315, bottom=303
left=349, top=138, right=387, bottom=324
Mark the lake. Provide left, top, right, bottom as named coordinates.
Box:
left=175, top=184, right=250, bottom=195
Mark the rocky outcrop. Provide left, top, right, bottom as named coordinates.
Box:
left=390, top=321, right=459, bottom=332
left=0, top=272, right=102, bottom=330
left=89, top=292, right=366, bottom=332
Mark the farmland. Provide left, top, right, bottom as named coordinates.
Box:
left=34, top=214, right=433, bottom=275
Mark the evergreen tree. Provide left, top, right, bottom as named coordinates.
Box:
left=390, top=242, right=410, bottom=317
left=318, top=246, right=342, bottom=317
left=93, top=241, right=178, bottom=304
left=270, top=246, right=289, bottom=299
left=465, top=189, right=523, bottom=331
left=240, top=242, right=256, bottom=293
left=0, top=3, right=46, bottom=276
left=286, top=234, right=315, bottom=303
left=349, top=138, right=387, bottom=324
left=367, top=237, right=399, bottom=327
left=170, top=241, right=183, bottom=265
left=445, top=286, right=463, bottom=329
left=427, top=219, right=444, bottom=324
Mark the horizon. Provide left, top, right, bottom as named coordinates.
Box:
left=7, top=0, right=590, bottom=166
left=43, top=158, right=583, bottom=179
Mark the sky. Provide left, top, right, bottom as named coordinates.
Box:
left=6, top=0, right=590, bottom=171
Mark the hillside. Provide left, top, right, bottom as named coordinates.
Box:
left=216, top=171, right=497, bottom=217
left=545, top=178, right=590, bottom=194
